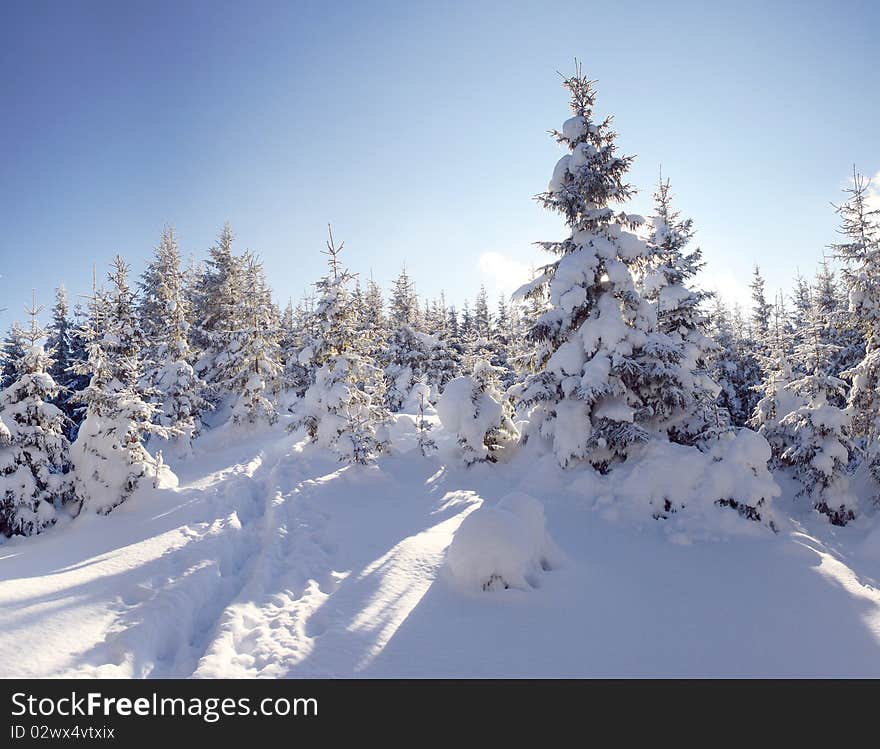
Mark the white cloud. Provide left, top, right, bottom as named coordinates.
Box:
left=697, top=268, right=752, bottom=310
left=867, top=170, right=880, bottom=213
left=478, top=251, right=532, bottom=294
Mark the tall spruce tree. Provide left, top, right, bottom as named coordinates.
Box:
left=0, top=292, right=70, bottom=537
left=192, top=224, right=245, bottom=399
left=227, top=254, right=283, bottom=426
left=293, top=227, right=390, bottom=463
left=708, top=297, right=762, bottom=428
left=834, top=169, right=880, bottom=488
left=70, top=261, right=176, bottom=513
left=139, top=227, right=209, bottom=444
left=512, top=67, right=660, bottom=470
left=45, top=284, right=85, bottom=439
left=781, top=290, right=855, bottom=524
left=639, top=175, right=727, bottom=443
left=749, top=265, right=772, bottom=345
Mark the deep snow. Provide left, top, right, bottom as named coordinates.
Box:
left=1, top=414, right=880, bottom=678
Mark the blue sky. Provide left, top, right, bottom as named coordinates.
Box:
left=1, top=0, right=878, bottom=330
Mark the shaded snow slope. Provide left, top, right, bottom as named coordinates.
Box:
left=1, top=422, right=879, bottom=678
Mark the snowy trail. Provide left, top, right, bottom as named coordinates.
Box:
left=2, top=426, right=880, bottom=678
left=195, top=454, right=481, bottom=677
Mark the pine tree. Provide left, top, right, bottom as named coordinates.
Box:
left=473, top=285, right=492, bottom=339
left=490, top=294, right=518, bottom=390
left=814, top=259, right=863, bottom=389
left=781, top=292, right=855, bottom=525
left=750, top=350, right=799, bottom=466
left=512, top=66, right=658, bottom=470
left=708, top=297, right=762, bottom=427
left=45, top=284, right=87, bottom=440
left=384, top=325, right=428, bottom=412
left=459, top=299, right=473, bottom=343
left=834, top=169, right=880, bottom=490
left=388, top=266, right=420, bottom=329
left=227, top=254, right=283, bottom=426
left=749, top=265, right=772, bottom=345
left=192, top=223, right=245, bottom=399
left=0, top=292, right=70, bottom=537
left=70, top=261, right=176, bottom=514
left=383, top=267, right=430, bottom=410
left=639, top=175, right=727, bottom=444
left=437, top=359, right=518, bottom=466
left=1, top=322, right=26, bottom=390
left=139, top=227, right=209, bottom=445
left=414, top=382, right=437, bottom=457
left=281, top=295, right=318, bottom=400
left=791, top=273, right=812, bottom=334
left=293, top=227, right=390, bottom=463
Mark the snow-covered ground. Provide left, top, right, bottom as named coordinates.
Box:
left=2, top=414, right=880, bottom=678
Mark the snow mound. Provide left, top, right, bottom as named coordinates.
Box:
left=579, top=430, right=781, bottom=542
left=446, top=492, right=560, bottom=592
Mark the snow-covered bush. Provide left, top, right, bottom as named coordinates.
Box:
left=437, top=360, right=518, bottom=466
left=71, top=405, right=178, bottom=514
left=410, top=381, right=437, bottom=457
left=446, top=492, right=560, bottom=592
left=579, top=430, right=781, bottom=539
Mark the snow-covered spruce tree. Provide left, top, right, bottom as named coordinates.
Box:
left=360, top=277, right=389, bottom=362
left=139, top=227, right=209, bottom=445
left=384, top=268, right=429, bottom=411
left=1, top=322, right=27, bottom=390
left=281, top=295, right=319, bottom=400
left=414, top=381, right=437, bottom=457
left=191, top=223, right=246, bottom=400
left=834, top=169, right=880, bottom=489
left=780, top=294, right=855, bottom=525
left=639, top=175, right=727, bottom=444
left=292, top=227, right=390, bottom=463
left=749, top=265, right=772, bottom=346
left=388, top=266, right=421, bottom=330
left=791, top=273, right=812, bottom=339
left=460, top=286, right=497, bottom=375
left=280, top=298, right=308, bottom=402
left=0, top=293, right=70, bottom=537
left=489, top=294, right=519, bottom=391
left=423, top=294, right=448, bottom=338
left=45, top=284, right=88, bottom=439
left=459, top=300, right=473, bottom=344
left=70, top=260, right=176, bottom=514
left=508, top=267, right=549, bottom=380
left=749, top=350, right=799, bottom=467
left=472, top=285, right=492, bottom=340
left=419, top=330, right=461, bottom=403
left=814, top=259, right=863, bottom=387
left=46, top=284, right=78, bottom=439
left=437, top=359, right=518, bottom=466
left=226, top=254, right=283, bottom=426
left=414, top=292, right=462, bottom=399
left=708, top=297, right=763, bottom=427
left=512, top=67, right=663, bottom=470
